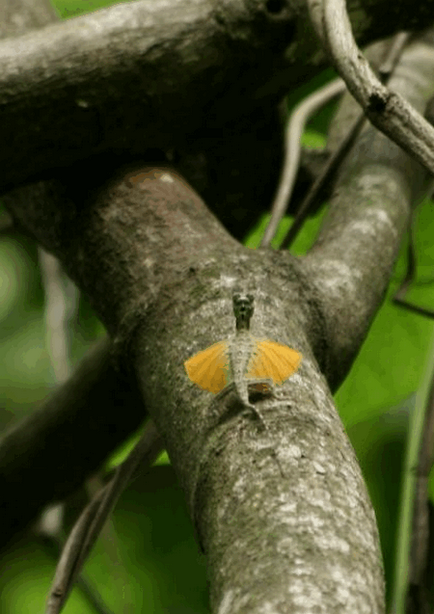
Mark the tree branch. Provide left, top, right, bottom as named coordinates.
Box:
left=0, top=336, right=146, bottom=551
left=3, top=1, right=433, bottom=612
left=1, top=0, right=434, bottom=195
left=0, top=0, right=154, bottom=551
left=2, top=151, right=384, bottom=612
left=301, top=37, right=434, bottom=390
left=311, top=0, right=434, bottom=175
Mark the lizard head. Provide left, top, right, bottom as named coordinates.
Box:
left=233, top=293, right=254, bottom=330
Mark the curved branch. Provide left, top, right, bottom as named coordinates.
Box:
left=301, top=37, right=434, bottom=389
left=0, top=0, right=434, bottom=194
left=309, top=0, right=434, bottom=175
left=261, top=77, right=346, bottom=248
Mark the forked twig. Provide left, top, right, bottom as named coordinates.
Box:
left=279, top=31, right=410, bottom=250
left=318, top=0, right=434, bottom=174
left=46, top=420, right=164, bottom=614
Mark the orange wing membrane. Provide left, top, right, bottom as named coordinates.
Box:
left=184, top=340, right=230, bottom=394
left=246, top=339, right=302, bottom=384
left=185, top=295, right=302, bottom=395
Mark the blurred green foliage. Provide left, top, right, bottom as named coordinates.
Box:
left=1, top=0, right=434, bottom=612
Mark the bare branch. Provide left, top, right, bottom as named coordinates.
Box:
left=46, top=420, right=163, bottom=614
left=280, top=32, right=411, bottom=250
left=0, top=337, right=147, bottom=550
left=301, top=38, right=434, bottom=389
left=261, top=77, right=346, bottom=247
left=0, top=0, right=434, bottom=194
left=310, top=0, right=434, bottom=175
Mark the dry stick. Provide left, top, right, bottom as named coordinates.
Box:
left=46, top=419, right=164, bottom=614
left=320, top=0, right=434, bottom=175
left=279, top=111, right=365, bottom=250
left=260, top=78, right=346, bottom=248
left=280, top=32, right=411, bottom=251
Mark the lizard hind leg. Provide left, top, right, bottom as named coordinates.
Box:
left=240, top=378, right=275, bottom=427
left=247, top=378, right=274, bottom=403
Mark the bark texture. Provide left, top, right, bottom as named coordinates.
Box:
left=2, top=0, right=434, bottom=612
left=0, top=0, right=434, bottom=196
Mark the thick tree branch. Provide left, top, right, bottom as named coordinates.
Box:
left=0, top=0, right=152, bottom=550
left=2, top=1, right=433, bottom=612
left=0, top=0, right=295, bottom=194
left=301, top=38, right=434, bottom=389
left=0, top=0, right=286, bottom=242
left=3, top=156, right=382, bottom=612
left=0, top=0, right=434, bottom=195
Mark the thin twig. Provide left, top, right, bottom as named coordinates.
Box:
left=40, top=534, right=117, bottom=614
left=279, top=111, right=365, bottom=250
left=280, top=31, right=411, bottom=251
left=38, top=249, right=118, bottom=614
left=261, top=78, right=346, bottom=247
left=317, top=0, right=434, bottom=174
left=46, top=420, right=163, bottom=614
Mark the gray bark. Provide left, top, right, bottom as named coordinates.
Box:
left=1, top=0, right=433, bottom=612
left=0, top=0, right=433, bottom=195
